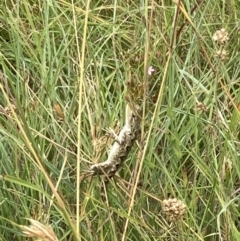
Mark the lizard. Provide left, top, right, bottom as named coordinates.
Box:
left=88, top=103, right=141, bottom=178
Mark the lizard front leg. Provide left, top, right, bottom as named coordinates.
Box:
left=105, top=127, right=123, bottom=144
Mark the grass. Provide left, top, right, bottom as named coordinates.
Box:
left=0, top=0, right=240, bottom=240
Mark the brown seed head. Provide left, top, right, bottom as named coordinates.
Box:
left=215, top=49, right=228, bottom=60
left=162, top=198, right=186, bottom=221
left=212, top=28, right=229, bottom=44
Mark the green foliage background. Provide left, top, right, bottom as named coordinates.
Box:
left=0, top=0, right=240, bottom=240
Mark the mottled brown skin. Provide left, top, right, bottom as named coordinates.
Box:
left=89, top=104, right=140, bottom=178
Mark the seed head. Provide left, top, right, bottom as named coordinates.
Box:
left=215, top=49, right=228, bottom=60
left=212, top=28, right=229, bottom=44
left=20, top=219, right=58, bottom=241
left=162, top=198, right=186, bottom=221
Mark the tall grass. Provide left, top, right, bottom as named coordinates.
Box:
left=0, top=0, right=240, bottom=240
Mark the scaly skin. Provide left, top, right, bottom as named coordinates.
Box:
left=89, top=104, right=141, bottom=178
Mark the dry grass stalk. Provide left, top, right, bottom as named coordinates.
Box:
left=20, top=219, right=59, bottom=241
